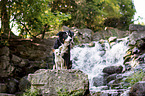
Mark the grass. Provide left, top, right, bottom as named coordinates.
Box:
left=23, top=88, right=39, bottom=96
left=125, top=70, right=145, bottom=87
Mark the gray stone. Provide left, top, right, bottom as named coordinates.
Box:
left=0, top=83, right=7, bottom=93
left=129, top=31, right=145, bottom=45
left=0, top=93, right=15, bottom=96
left=11, top=55, right=28, bottom=67
left=7, top=78, right=19, bottom=94
left=108, top=37, right=117, bottom=43
left=0, top=46, right=9, bottom=56
left=129, top=81, right=145, bottom=96
left=129, top=24, right=145, bottom=32
left=28, top=69, right=89, bottom=96
left=93, top=75, right=105, bottom=87
left=106, top=74, right=117, bottom=83
left=103, top=65, right=123, bottom=75
left=19, top=76, right=31, bottom=92
left=11, top=55, right=22, bottom=64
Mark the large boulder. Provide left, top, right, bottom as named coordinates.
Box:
left=103, top=65, right=123, bottom=75
left=28, top=69, right=89, bottom=96
left=129, top=81, right=145, bottom=96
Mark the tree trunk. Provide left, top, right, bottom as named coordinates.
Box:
left=1, top=0, right=10, bottom=35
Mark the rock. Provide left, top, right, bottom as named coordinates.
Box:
left=62, top=26, right=71, bottom=31
left=106, top=74, right=117, bottom=83
left=93, top=31, right=104, bottom=41
left=0, top=47, right=15, bottom=77
left=132, top=47, right=140, bottom=54
left=129, top=81, right=145, bottom=96
left=108, top=37, right=117, bottom=43
left=0, top=93, right=15, bottom=96
left=0, top=46, right=9, bottom=56
left=28, top=69, right=89, bottom=96
left=0, top=83, right=7, bottom=93
left=19, top=76, right=31, bottom=92
left=137, top=54, right=145, bottom=63
left=7, top=78, right=19, bottom=94
left=103, top=65, right=123, bottom=75
left=129, top=31, right=145, bottom=45
left=11, top=54, right=28, bottom=67
left=129, top=24, right=145, bottom=32
left=88, top=42, right=95, bottom=47
left=0, top=56, right=10, bottom=69
left=75, top=28, right=93, bottom=43
left=93, top=75, right=105, bottom=87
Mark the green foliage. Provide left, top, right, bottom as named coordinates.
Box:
left=125, top=70, right=145, bottom=87
left=1, top=0, right=136, bottom=38
left=11, top=0, right=71, bottom=38
left=23, top=88, right=39, bottom=96
left=51, top=0, right=136, bottom=31
left=1, top=0, right=71, bottom=38
left=57, top=88, right=84, bottom=96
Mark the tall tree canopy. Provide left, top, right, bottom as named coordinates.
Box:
left=1, top=0, right=71, bottom=38
left=51, top=0, right=136, bottom=31
left=1, top=0, right=136, bottom=40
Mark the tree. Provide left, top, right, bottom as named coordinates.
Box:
left=1, top=0, right=71, bottom=39
left=1, top=0, right=10, bottom=34
left=50, top=0, right=136, bottom=31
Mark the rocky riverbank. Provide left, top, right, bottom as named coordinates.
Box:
left=0, top=24, right=145, bottom=96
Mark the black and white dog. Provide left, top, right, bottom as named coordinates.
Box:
left=53, top=30, right=74, bottom=69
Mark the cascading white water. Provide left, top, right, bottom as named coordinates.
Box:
left=71, top=37, right=129, bottom=91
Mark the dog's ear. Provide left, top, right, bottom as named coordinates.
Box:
left=57, top=31, right=64, bottom=37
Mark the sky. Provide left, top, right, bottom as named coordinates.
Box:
left=133, top=0, right=145, bottom=24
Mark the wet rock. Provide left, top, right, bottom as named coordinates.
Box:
left=88, top=42, right=95, bottom=47
left=93, top=75, right=105, bottom=87
left=108, top=37, right=117, bottom=43
left=106, top=74, right=117, bottom=83
left=129, top=31, right=145, bottom=45
left=28, top=69, right=89, bottom=96
left=103, top=65, right=123, bottom=75
left=132, top=47, right=140, bottom=54
left=129, top=81, right=145, bottom=96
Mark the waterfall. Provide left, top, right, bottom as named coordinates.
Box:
left=71, top=37, right=129, bottom=92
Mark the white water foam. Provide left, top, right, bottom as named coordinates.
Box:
left=71, top=37, right=129, bottom=91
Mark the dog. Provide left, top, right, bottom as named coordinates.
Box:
left=53, top=48, right=64, bottom=70
left=53, top=30, right=74, bottom=69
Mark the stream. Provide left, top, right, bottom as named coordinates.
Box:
left=71, top=37, right=130, bottom=94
